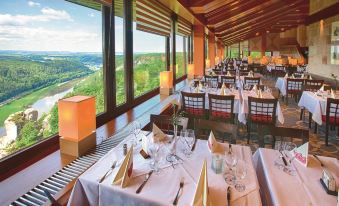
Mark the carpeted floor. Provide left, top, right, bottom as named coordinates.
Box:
left=234, top=76, right=339, bottom=158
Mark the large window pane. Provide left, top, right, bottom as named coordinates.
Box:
left=133, top=23, right=166, bottom=97
left=115, top=14, right=125, bottom=105
left=176, top=35, right=185, bottom=78
left=0, top=1, right=103, bottom=158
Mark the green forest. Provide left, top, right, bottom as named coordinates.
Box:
left=1, top=52, right=185, bottom=157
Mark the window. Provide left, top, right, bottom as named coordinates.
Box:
left=265, top=51, right=272, bottom=57
left=0, top=1, right=103, bottom=159
left=115, top=3, right=125, bottom=105
left=250, top=51, right=262, bottom=58
left=230, top=43, right=240, bottom=58
left=176, top=35, right=185, bottom=78
left=133, top=23, right=166, bottom=97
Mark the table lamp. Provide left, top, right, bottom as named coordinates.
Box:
left=206, top=59, right=210, bottom=68
left=187, top=64, right=195, bottom=80
left=160, top=71, right=173, bottom=95
left=58, top=96, right=96, bottom=157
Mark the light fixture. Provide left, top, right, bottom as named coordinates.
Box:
left=206, top=59, right=211, bottom=68
left=159, top=71, right=173, bottom=95
left=58, top=96, right=96, bottom=157
left=187, top=64, right=195, bottom=80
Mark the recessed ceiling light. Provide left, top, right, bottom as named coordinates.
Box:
left=281, top=28, right=285, bottom=31
left=296, top=9, right=300, bottom=11
left=256, top=32, right=260, bottom=36
left=266, top=30, right=270, bottom=33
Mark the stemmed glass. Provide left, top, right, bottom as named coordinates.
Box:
left=130, top=121, right=141, bottom=146
left=223, top=151, right=238, bottom=185
left=148, top=141, right=163, bottom=173
left=234, top=160, right=247, bottom=192
left=182, top=129, right=195, bottom=157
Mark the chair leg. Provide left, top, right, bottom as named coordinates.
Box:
left=309, top=113, right=312, bottom=129
left=247, top=122, right=250, bottom=144
left=325, top=125, right=329, bottom=146
left=300, top=108, right=304, bottom=121
left=314, top=123, right=318, bottom=133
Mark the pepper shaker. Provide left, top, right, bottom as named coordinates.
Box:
left=123, top=144, right=127, bottom=156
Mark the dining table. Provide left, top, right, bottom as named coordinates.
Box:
left=253, top=148, right=339, bottom=206
left=67, top=131, right=263, bottom=206
left=298, top=91, right=338, bottom=125
left=181, top=86, right=284, bottom=125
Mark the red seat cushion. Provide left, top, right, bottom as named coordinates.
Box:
left=211, top=111, right=231, bottom=119
left=250, top=114, right=273, bottom=123
left=186, top=107, right=204, bottom=115
left=321, top=115, right=339, bottom=125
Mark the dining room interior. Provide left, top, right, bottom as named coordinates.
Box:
left=0, top=0, right=338, bottom=205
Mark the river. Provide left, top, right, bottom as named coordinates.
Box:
left=0, top=84, right=76, bottom=137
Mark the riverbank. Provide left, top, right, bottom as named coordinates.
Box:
left=0, top=78, right=83, bottom=128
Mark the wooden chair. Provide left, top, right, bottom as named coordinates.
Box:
left=204, top=75, right=219, bottom=88
left=269, top=127, right=309, bottom=149
left=195, top=119, right=237, bottom=143
left=220, top=76, right=236, bottom=85
left=150, top=114, right=188, bottom=135
left=323, top=98, right=339, bottom=146
left=239, top=71, right=249, bottom=76
left=305, top=79, right=324, bottom=87
left=208, top=94, right=235, bottom=123
left=286, top=78, right=304, bottom=105
left=244, top=77, right=260, bottom=89
left=273, top=65, right=285, bottom=78
left=181, top=91, right=206, bottom=120
left=247, top=96, right=278, bottom=147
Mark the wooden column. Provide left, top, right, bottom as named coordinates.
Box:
left=124, top=0, right=133, bottom=102
left=171, top=14, right=177, bottom=87
left=193, top=24, right=205, bottom=76
left=261, top=33, right=267, bottom=57
left=208, top=32, right=216, bottom=66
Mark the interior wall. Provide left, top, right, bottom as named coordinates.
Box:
left=307, top=14, right=339, bottom=78
left=309, top=0, right=339, bottom=15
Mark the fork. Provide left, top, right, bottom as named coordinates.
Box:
left=173, top=178, right=184, bottom=205
left=99, top=160, right=117, bottom=183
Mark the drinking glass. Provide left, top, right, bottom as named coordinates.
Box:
left=234, top=160, right=247, bottom=192
left=183, top=129, right=195, bottom=157
left=148, top=142, right=162, bottom=173
left=130, top=121, right=141, bottom=146
left=223, top=151, right=238, bottom=185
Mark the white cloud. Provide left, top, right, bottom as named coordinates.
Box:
left=28, top=1, right=40, bottom=7
left=89, top=13, right=95, bottom=18
left=0, top=7, right=72, bottom=26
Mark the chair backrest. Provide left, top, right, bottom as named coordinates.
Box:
left=244, top=77, right=260, bottom=87
left=248, top=96, right=278, bottom=125
left=181, top=91, right=206, bottom=118
left=275, top=65, right=285, bottom=71
left=325, top=98, right=339, bottom=126
left=271, top=127, right=309, bottom=145
left=204, top=75, right=219, bottom=87
left=240, top=71, right=249, bottom=76
left=303, top=84, right=322, bottom=92
left=286, top=78, right=304, bottom=92
left=293, top=73, right=303, bottom=78
left=208, top=93, right=235, bottom=121
left=305, top=79, right=324, bottom=87
left=150, top=114, right=188, bottom=135
left=194, top=119, right=237, bottom=143
left=220, top=76, right=236, bottom=84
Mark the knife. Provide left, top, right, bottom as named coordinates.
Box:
left=279, top=151, right=288, bottom=166
left=227, top=186, right=231, bottom=206
left=136, top=170, right=153, bottom=193
left=313, top=154, right=324, bottom=167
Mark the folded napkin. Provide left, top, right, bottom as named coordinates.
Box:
left=152, top=123, right=168, bottom=143
left=220, top=87, right=225, bottom=95
left=226, top=71, right=231, bottom=76
left=257, top=89, right=263, bottom=98
left=207, top=131, right=224, bottom=154
left=319, top=85, right=324, bottom=92
left=199, top=81, right=203, bottom=90
left=192, top=160, right=213, bottom=206
left=284, top=73, right=288, bottom=78
left=309, top=75, right=312, bottom=80
left=112, top=146, right=133, bottom=188
left=301, top=73, right=305, bottom=78
left=194, top=87, right=199, bottom=93
left=331, top=89, right=335, bottom=98
left=291, top=74, right=295, bottom=79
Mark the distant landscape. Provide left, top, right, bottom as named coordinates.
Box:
left=0, top=50, right=179, bottom=158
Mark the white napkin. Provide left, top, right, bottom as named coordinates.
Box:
left=112, top=146, right=133, bottom=188
left=198, top=81, right=203, bottom=90
left=309, top=75, right=312, bottom=80
left=331, top=89, right=335, bottom=98
left=258, top=89, right=263, bottom=98
left=251, top=84, right=258, bottom=93
left=194, top=87, right=199, bottom=93
left=207, top=131, right=224, bottom=154
left=226, top=71, right=231, bottom=76
left=192, top=160, right=212, bottom=206
left=220, top=84, right=225, bottom=95
left=291, top=74, right=295, bottom=79
left=152, top=124, right=168, bottom=143
left=319, top=85, right=324, bottom=92
left=284, top=73, right=288, bottom=78
left=301, top=73, right=304, bottom=78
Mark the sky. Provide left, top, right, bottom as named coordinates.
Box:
left=0, top=0, right=172, bottom=53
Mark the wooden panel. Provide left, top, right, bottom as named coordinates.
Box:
left=193, top=24, right=205, bottom=76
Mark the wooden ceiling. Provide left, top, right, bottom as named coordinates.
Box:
left=179, top=0, right=309, bottom=46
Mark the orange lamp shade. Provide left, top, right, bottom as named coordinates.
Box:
left=215, top=56, right=220, bottom=64
left=58, top=96, right=96, bottom=141
left=290, top=58, right=298, bottom=66
left=160, top=71, right=173, bottom=89
left=248, top=56, right=253, bottom=64
left=187, top=64, right=195, bottom=76
left=205, top=59, right=210, bottom=68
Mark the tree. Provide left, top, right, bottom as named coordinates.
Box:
left=16, top=121, right=40, bottom=148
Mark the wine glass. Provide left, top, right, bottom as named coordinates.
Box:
left=223, top=151, right=238, bottom=185
left=234, top=160, right=247, bottom=192
left=283, top=142, right=297, bottom=175
left=183, top=129, right=195, bottom=157
left=130, top=121, right=141, bottom=146
left=148, top=142, right=162, bottom=173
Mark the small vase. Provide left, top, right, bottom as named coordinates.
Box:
left=171, top=125, right=178, bottom=155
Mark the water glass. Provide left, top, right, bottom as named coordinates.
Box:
left=223, top=152, right=238, bottom=185
left=235, top=160, right=247, bottom=192
left=130, top=121, right=141, bottom=146
left=183, top=129, right=195, bottom=157
left=148, top=142, right=162, bottom=173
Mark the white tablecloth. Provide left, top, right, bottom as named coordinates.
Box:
left=275, top=77, right=287, bottom=96
left=298, top=91, right=327, bottom=125
left=181, top=88, right=284, bottom=125
left=68, top=134, right=262, bottom=206
left=253, top=148, right=339, bottom=206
